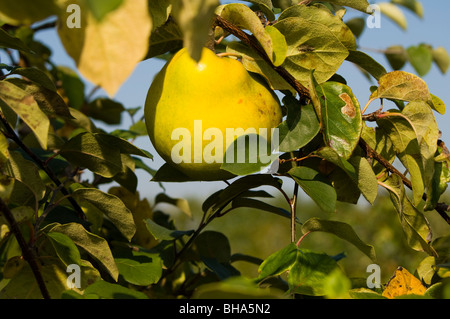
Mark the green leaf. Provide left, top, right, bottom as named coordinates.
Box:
left=58, top=0, right=152, bottom=96
left=376, top=113, right=425, bottom=205
left=385, top=45, right=408, bottom=70
left=288, top=249, right=340, bottom=296
left=0, top=0, right=60, bottom=25
left=322, top=0, right=370, bottom=13
left=0, top=80, right=49, bottom=149
left=46, top=231, right=82, bottom=267
left=288, top=166, right=337, bottom=213
left=146, top=18, right=183, bottom=59
left=273, top=17, right=349, bottom=85
left=0, top=28, right=32, bottom=52
left=115, top=250, right=162, bottom=286
left=369, top=71, right=431, bottom=104
left=378, top=2, right=408, bottom=30
left=317, top=82, right=362, bottom=159
left=264, top=25, right=287, bottom=66
left=278, top=97, right=320, bottom=153
left=349, top=288, right=387, bottom=299
left=155, top=193, right=192, bottom=218
left=73, top=188, right=136, bottom=241
left=144, top=218, right=194, bottom=241
left=257, top=243, right=298, bottom=281
left=407, top=44, right=433, bottom=77
left=9, top=67, right=56, bottom=92
left=345, top=17, right=366, bottom=38
left=317, top=147, right=378, bottom=204
left=148, top=0, right=172, bottom=30
left=151, top=162, right=197, bottom=182
left=301, top=218, right=376, bottom=261
left=391, top=0, right=424, bottom=18
left=192, top=231, right=231, bottom=263
left=80, top=280, right=148, bottom=299
left=205, top=174, right=283, bottom=216
left=432, top=47, right=450, bottom=74
left=192, top=276, right=283, bottom=299
left=230, top=197, right=294, bottom=222
left=83, top=98, right=124, bottom=125
left=56, top=66, right=85, bottom=109
left=278, top=3, right=357, bottom=50
left=59, top=132, right=122, bottom=178
left=219, top=3, right=278, bottom=65
left=50, top=223, right=119, bottom=281
left=7, top=151, right=46, bottom=202
left=402, top=101, right=440, bottom=201
left=346, top=50, right=387, bottom=81
left=221, top=132, right=278, bottom=176
left=6, top=77, right=73, bottom=120
left=85, top=0, right=124, bottom=21
left=380, top=175, right=436, bottom=256
left=225, top=41, right=293, bottom=92
left=172, top=0, right=219, bottom=62
left=429, top=94, right=445, bottom=115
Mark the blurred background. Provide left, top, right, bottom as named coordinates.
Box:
left=25, top=1, right=450, bottom=283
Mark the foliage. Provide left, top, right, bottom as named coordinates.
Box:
left=0, top=0, right=449, bottom=299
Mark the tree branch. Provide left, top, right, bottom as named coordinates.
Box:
left=0, top=197, right=50, bottom=299
left=213, top=15, right=310, bottom=102
left=359, top=138, right=450, bottom=225
left=0, top=111, right=86, bottom=221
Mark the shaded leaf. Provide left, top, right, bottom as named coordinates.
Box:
left=301, top=217, right=376, bottom=261
left=277, top=96, right=320, bottom=153
left=144, top=218, right=194, bottom=241
left=50, top=223, right=119, bottom=281
left=346, top=50, right=387, bottom=81
left=73, top=187, right=136, bottom=241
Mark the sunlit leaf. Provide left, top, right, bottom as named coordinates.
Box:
left=378, top=2, right=408, bottom=30
left=432, top=47, right=450, bottom=74
left=278, top=4, right=357, bottom=50
left=317, top=82, right=362, bottom=159
left=376, top=112, right=425, bottom=205
left=382, top=266, right=427, bottom=298
left=50, top=223, right=119, bottom=281
left=0, top=80, right=49, bottom=149
left=391, top=0, right=424, bottom=19
left=73, top=187, right=136, bottom=241
left=273, top=17, right=349, bottom=85
left=369, top=71, right=431, bottom=104
left=58, top=0, right=152, bottom=96
left=288, top=166, right=337, bottom=213
left=407, top=44, right=433, bottom=77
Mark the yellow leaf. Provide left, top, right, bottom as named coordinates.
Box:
left=382, top=266, right=427, bottom=298
left=58, top=0, right=152, bottom=97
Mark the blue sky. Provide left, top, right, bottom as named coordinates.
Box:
left=32, top=1, right=450, bottom=202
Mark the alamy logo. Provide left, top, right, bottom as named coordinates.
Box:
left=171, top=120, right=280, bottom=173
